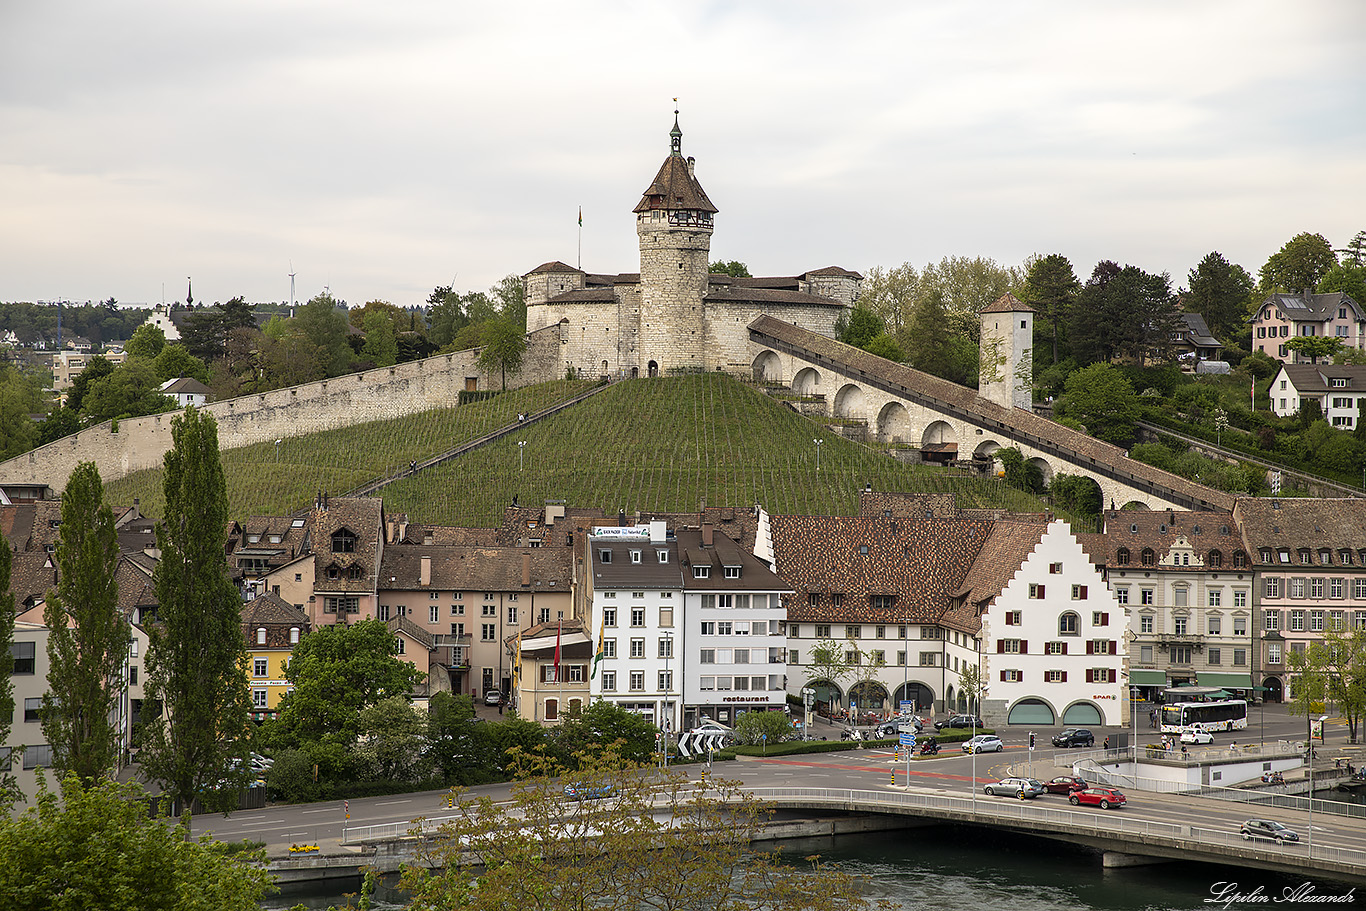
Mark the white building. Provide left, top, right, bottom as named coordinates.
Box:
left=1270, top=364, right=1366, bottom=427
left=967, top=520, right=1126, bottom=727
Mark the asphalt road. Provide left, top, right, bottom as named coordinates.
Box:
left=189, top=702, right=1363, bottom=856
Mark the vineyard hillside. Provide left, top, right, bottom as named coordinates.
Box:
left=106, top=374, right=1050, bottom=527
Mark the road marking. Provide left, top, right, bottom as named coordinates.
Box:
left=301, top=808, right=337, bottom=814
left=376, top=799, right=413, bottom=807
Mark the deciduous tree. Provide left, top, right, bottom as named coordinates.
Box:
left=477, top=316, right=528, bottom=390
left=360, top=308, right=398, bottom=367
left=124, top=323, right=167, bottom=360
left=1285, top=335, right=1343, bottom=365
left=140, top=408, right=252, bottom=814
left=1260, top=232, right=1338, bottom=293
left=0, top=774, right=271, bottom=909
left=402, top=751, right=874, bottom=911
left=42, top=462, right=127, bottom=785
left=1059, top=362, right=1140, bottom=446
left=804, top=639, right=851, bottom=698
left=293, top=292, right=353, bottom=377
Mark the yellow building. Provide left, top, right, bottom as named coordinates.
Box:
left=242, top=592, right=310, bottom=719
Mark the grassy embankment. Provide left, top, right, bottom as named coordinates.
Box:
left=108, top=374, right=1051, bottom=527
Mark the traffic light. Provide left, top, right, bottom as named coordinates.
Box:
left=1029, top=731, right=1036, bottom=749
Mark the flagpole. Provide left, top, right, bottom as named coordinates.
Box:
left=577, top=207, right=582, bottom=271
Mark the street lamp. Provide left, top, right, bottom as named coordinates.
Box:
left=813, top=438, right=823, bottom=472
left=518, top=440, right=526, bottom=471
left=274, top=439, right=282, bottom=462
left=662, top=630, right=674, bottom=768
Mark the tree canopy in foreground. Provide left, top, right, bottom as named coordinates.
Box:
left=401, top=749, right=882, bottom=911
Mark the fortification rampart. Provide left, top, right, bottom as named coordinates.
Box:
left=0, top=327, right=563, bottom=493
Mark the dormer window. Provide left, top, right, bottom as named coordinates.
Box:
left=724, top=566, right=741, bottom=579
left=1298, top=549, right=1312, bottom=565
left=269, top=535, right=282, bottom=544
left=1140, top=548, right=1156, bottom=567
left=657, top=549, right=669, bottom=564
left=326, top=563, right=341, bottom=581
left=347, top=564, right=365, bottom=581
left=693, top=565, right=710, bottom=579
left=600, top=549, right=612, bottom=564
left=289, top=627, right=300, bottom=644
left=630, top=550, right=642, bottom=564
left=256, top=627, right=267, bottom=645
left=332, top=529, right=357, bottom=553
left=1116, top=548, right=1130, bottom=566
left=1332, top=378, right=1348, bottom=388
left=247, top=534, right=260, bottom=544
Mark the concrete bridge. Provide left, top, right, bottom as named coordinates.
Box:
left=748, top=315, right=1236, bottom=514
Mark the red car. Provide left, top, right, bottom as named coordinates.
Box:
left=1044, top=776, right=1088, bottom=795
left=1069, top=787, right=1126, bottom=809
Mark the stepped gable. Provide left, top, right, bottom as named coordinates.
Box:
left=771, top=514, right=992, bottom=625
left=981, top=292, right=1033, bottom=314
left=1094, top=508, right=1241, bottom=566
left=748, top=314, right=1236, bottom=512
left=952, top=519, right=1048, bottom=624
left=1234, top=497, right=1366, bottom=561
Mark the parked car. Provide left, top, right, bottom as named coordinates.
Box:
left=1180, top=730, right=1214, bottom=745
left=935, top=714, right=985, bottom=731
left=1051, top=728, right=1095, bottom=748
left=1069, top=787, right=1126, bottom=809
left=874, top=716, right=923, bottom=738
left=563, top=784, right=617, bottom=801
left=1240, top=818, right=1299, bottom=844
left=1043, top=775, right=1088, bottom=794
left=962, top=734, right=1004, bottom=754
left=484, top=690, right=503, bottom=706
left=984, top=777, right=1045, bottom=799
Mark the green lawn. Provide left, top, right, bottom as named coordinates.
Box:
left=109, top=374, right=1050, bottom=526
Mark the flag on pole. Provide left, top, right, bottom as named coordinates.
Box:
left=591, top=618, right=606, bottom=679
left=1251, top=376, right=1256, bottom=410
left=578, top=206, right=582, bottom=227
left=512, top=627, right=522, bottom=689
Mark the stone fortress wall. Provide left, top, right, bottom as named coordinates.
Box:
left=0, top=327, right=564, bottom=493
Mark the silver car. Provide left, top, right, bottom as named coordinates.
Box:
left=962, top=734, right=1004, bottom=754
left=984, top=777, right=1045, bottom=799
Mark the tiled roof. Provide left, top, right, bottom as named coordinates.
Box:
left=545, top=288, right=619, bottom=304
left=955, top=519, right=1045, bottom=611
left=771, top=515, right=992, bottom=625
left=1179, top=313, right=1220, bottom=346
left=981, top=292, right=1032, bottom=314
left=705, top=286, right=843, bottom=307
left=1279, top=364, right=1366, bottom=393
left=805, top=266, right=863, bottom=279
left=388, top=614, right=434, bottom=651
left=242, top=591, right=309, bottom=627
left=673, top=528, right=790, bottom=593
left=1259, top=290, right=1363, bottom=322
left=588, top=535, right=683, bottom=589
left=9, top=551, right=57, bottom=607
left=114, top=557, right=157, bottom=620
left=394, top=524, right=500, bottom=547
left=748, top=315, right=1235, bottom=512
left=524, top=261, right=582, bottom=276
left=378, top=544, right=573, bottom=592
left=1096, top=509, right=1242, bottom=568
left=1233, top=498, right=1366, bottom=565
left=308, top=496, right=383, bottom=593
left=633, top=155, right=718, bottom=214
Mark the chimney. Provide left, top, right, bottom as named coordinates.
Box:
left=420, top=555, right=431, bottom=587
left=522, top=552, right=532, bottom=587
left=687, top=155, right=696, bottom=178
left=702, top=523, right=714, bottom=547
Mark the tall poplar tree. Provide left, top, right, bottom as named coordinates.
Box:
left=0, top=542, right=18, bottom=807
left=42, top=461, right=127, bottom=785
left=140, top=407, right=251, bottom=814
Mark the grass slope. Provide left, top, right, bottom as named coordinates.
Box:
left=109, top=374, right=1048, bottom=526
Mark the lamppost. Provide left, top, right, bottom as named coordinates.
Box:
left=813, top=438, right=823, bottom=472
left=518, top=440, right=527, bottom=471
left=274, top=439, right=282, bottom=462
left=801, top=687, right=815, bottom=740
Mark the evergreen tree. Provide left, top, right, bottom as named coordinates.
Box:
left=140, top=407, right=252, bottom=814
left=1021, top=253, right=1079, bottom=366
left=0, top=542, right=17, bottom=807
left=42, top=462, right=127, bottom=785
left=905, top=289, right=954, bottom=380
left=1185, top=251, right=1254, bottom=342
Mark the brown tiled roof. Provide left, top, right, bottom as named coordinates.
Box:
left=1, top=504, right=38, bottom=551
left=1232, top=498, right=1366, bottom=565
left=674, top=528, right=790, bottom=593
left=955, top=520, right=1046, bottom=610
left=805, top=266, right=863, bottom=279
left=524, top=261, right=582, bottom=276
left=1096, top=509, right=1242, bottom=568
left=633, top=155, right=718, bottom=214
left=704, top=286, right=843, bottom=307
left=1279, top=364, right=1366, bottom=394
left=771, top=515, right=992, bottom=625
left=308, top=496, right=383, bottom=593
left=378, top=544, right=573, bottom=592
left=860, top=491, right=963, bottom=519
left=114, top=557, right=157, bottom=620
left=9, top=551, right=56, bottom=608
left=388, top=614, right=434, bottom=651
left=396, top=525, right=500, bottom=547
left=981, top=292, right=1032, bottom=314
left=242, top=591, right=309, bottom=627
left=749, top=315, right=1235, bottom=512
left=545, top=288, right=619, bottom=304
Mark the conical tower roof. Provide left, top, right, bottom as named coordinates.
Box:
left=633, top=113, right=718, bottom=215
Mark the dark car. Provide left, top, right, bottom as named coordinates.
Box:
left=1043, top=775, right=1088, bottom=794
left=1051, top=728, right=1095, bottom=748
left=1241, top=818, right=1299, bottom=844
left=934, top=714, right=985, bottom=731
left=1068, top=787, right=1126, bottom=809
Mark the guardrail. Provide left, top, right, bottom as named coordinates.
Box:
left=1073, top=763, right=1366, bottom=819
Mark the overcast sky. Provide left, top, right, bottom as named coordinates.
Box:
left=3, top=1, right=1362, bottom=310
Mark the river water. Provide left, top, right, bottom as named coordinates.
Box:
left=264, top=821, right=1357, bottom=911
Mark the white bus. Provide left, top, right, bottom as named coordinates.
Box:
left=1159, top=699, right=1248, bottom=734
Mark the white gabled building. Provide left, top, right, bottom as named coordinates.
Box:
left=963, top=519, right=1126, bottom=728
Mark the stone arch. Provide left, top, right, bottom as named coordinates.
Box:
left=833, top=383, right=868, bottom=422
left=1006, top=697, right=1057, bottom=725
left=893, top=681, right=935, bottom=714
left=1122, top=500, right=1150, bottom=511
left=1261, top=676, right=1283, bottom=703
left=792, top=366, right=821, bottom=396
left=1061, top=701, right=1103, bottom=725
left=752, top=350, right=783, bottom=384
left=848, top=679, right=889, bottom=712
left=921, top=420, right=958, bottom=465
left=807, top=679, right=845, bottom=713
left=877, top=402, right=912, bottom=443
left=647, top=360, right=659, bottom=377
left=1027, top=457, right=1053, bottom=486
left=973, top=440, right=1003, bottom=476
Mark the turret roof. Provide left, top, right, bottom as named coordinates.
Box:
left=633, top=117, right=717, bottom=215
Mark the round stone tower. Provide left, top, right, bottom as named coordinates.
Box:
left=634, top=112, right=718, bottom=374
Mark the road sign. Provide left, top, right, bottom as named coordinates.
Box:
left=900, top=732, right=916, bottom=747
left=899, top=701, right=914, bottom=715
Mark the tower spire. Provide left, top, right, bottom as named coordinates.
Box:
left=670, top=98, right=682, bottom=157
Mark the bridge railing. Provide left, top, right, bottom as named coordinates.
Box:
left=1074, top=765, right=1366, bottom=819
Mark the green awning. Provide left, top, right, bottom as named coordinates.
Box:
left=1198, top=673, right=1253, bottom=689
left=1131, top=670, right=1167, bottom=686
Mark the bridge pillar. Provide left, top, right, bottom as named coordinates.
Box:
left=1101, top=851, right=1174, bottom=869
